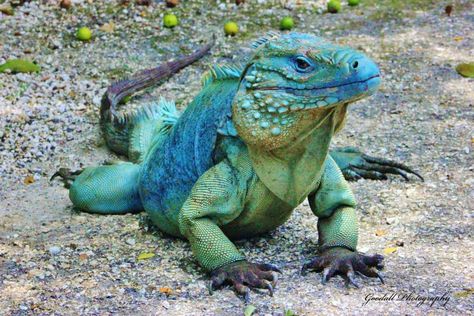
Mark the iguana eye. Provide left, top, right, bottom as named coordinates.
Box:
left=294, top=56, right=313, bottom=72
left=296, top=57, right=310, bottom=70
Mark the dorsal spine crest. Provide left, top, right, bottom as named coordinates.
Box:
left=201, top=64, right=244, bottom=87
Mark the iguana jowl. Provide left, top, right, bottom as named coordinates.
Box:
left=55, top=32, right=422, bottom=300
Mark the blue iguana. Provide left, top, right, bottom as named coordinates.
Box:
left=54, top=32, right=422, bottom=301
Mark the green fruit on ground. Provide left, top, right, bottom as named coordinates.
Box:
left=280, top=17, right=294, bottom=30
left=0, top=59, right=41, bottom=74
left=163, top=14, right=178, bottom=28
left=348, top=0, right=360, bottom=6
left=224, top=21, right=239, bottom=36
left=327, top=0, right=341, bottom=13
left=76, top=27, right=92, bottom=41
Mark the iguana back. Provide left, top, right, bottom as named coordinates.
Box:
left=139, top=78, right=239, bottom=236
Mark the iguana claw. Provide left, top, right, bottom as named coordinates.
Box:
left=50, top=168, right=83, bottom=189
left=330, top=147, right=424, bottom=182
left=209, top=260, right=280, bottom=302
left=302, top=247, right=384, bottom=287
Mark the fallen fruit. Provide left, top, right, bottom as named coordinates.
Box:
left=348, top=0, right=359, bottom=6
left=280, top=16, right=294, bottom=30
left=163, top=13, right=178, bottom=28
left=166, top=0, right=179, bottom=7
left=76, top=27, right=92, bottom=41
left=224, top=21, right=239, bottom=36
left=327, top=0, right=341, bottom=13
left=60, top=0, right=72, bottom=9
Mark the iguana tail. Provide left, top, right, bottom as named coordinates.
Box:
left=100, top=39, right=215, bottom=156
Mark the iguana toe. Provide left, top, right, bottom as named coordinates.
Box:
left=209, top=260, right=279, bottom=302
left=50, top=168, right=83, bottom=189
left=331, top=147, right=423, bottom=181
left=302, top=247, right=384, bottom=287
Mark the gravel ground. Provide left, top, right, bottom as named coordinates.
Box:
left=1, top=0, right=473, bottom=315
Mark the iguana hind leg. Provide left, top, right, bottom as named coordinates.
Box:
left=330, top=146, right=423, bottom=181
left=67, top=162, right=143, bottom=214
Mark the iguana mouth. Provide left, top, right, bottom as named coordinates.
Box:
left=252, top=74, right=380, bottom=92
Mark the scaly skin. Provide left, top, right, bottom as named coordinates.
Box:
left=55, top=33, right=422, bottom=301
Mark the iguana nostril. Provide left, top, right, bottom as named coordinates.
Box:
left=352, top=61, right=359, bottom=69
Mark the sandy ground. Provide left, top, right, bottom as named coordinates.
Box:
left=0, top=0, right=473, bottom=315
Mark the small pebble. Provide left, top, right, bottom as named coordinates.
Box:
left=49, top=246, right=61, bottom=255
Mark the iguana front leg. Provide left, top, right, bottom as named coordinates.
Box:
left=302, top=156, right=384, bottom=286
left=178, top=160, right=276, bottom=301
left=330, top=147, right=423, bottom=181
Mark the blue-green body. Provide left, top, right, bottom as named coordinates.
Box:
left=64, top=33, right=420, bottom=295
left=140, top=80, right=237, bottom=236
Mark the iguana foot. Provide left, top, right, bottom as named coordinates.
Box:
left=209, top=260, right=280, bottom=302
left=50, top=168, right=83, bottom=189
left=330, top=147, right=423, bottom=181
left=302, top=248, right=384, bottom=288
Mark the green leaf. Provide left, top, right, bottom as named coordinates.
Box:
left=0, top=59, right=41, bottom=74
left=453, top=288, right=474, bottom=298
left=456, top=63, right=474, bottom=78
left=0, top=3, right=14, bottom=16
left=137, top=252, right=155, bottom=260
left=284, top=309, right=297, bottom=316
left=243, top=305, right=256, bottom=316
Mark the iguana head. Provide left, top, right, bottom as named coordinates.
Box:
left=233, top=32, right=381, bottom=150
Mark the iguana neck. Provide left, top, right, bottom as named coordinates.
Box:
left=247, top=106, right=345, bottom=206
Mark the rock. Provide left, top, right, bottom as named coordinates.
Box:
left=385, top=217, right=398, bottom=225
left=49, top=246, right=61, bottom=255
